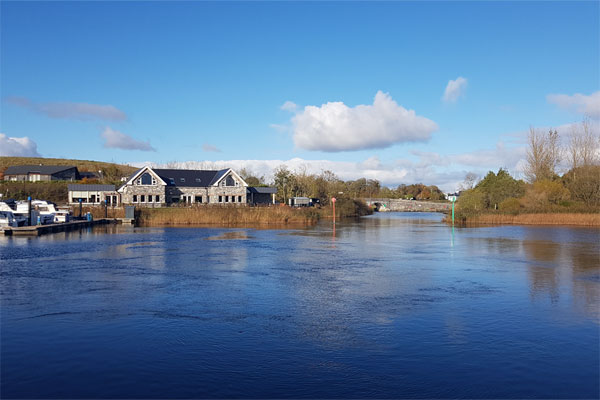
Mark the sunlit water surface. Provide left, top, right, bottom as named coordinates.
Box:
left=1, top=213, right=598, bottom=398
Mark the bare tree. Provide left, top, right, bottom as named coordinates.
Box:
left=460, top=172, right=478, bottom=191
left=564, top=118, right=600, bottom=205
left=524, top=127, right=561, bottom=183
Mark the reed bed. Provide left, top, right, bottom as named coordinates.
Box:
left=460, top=213, right=600, bottom=227
left=70, top=206, right=126, bottom=219
left=137, top=205, right=322, bottom=226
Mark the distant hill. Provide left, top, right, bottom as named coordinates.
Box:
left=0, top=156, right=138, bottom=180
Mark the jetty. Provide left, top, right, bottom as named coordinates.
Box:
left=1, top=218, right=117, bottom=236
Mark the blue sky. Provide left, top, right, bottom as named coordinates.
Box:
left=1, top=1, right=598, bottom=191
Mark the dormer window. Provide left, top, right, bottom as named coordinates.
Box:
left=195, top=178, right=202, bottom=183
left=180, top=178, right=185, bottom=183
left=136, top=172, right=156, bottom=185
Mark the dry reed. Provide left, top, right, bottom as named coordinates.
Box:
left=71, top=205, right=126, bottom=219
left=461, top=213, right=600, bottom=227
left=137, top=205, right=322, bottom=226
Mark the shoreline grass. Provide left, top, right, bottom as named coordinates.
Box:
left=448, top=212, right=600, bottom=227
left=71, top=199, right=373, bottom=227
left=138, top=199, right=372, bottom=226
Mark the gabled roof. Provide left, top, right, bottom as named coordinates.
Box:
left=152, top=168, right=224, bottom=187
left=68, top=184, right=116, bottom=191
left=118, top=167, right=167, bottom=191
left=120, top=166, right=248, bottom=189
left=210, top=168, right=248, bottom=187
left=208, top=169, right=229, bottom=186
left=4, top=165, right=77, bottom=175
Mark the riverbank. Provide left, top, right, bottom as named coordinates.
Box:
left=449, top=212, right=600, bottom=227
left=72, top=199, right=372, bottom=227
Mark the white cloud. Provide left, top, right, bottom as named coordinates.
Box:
left=0, top=133, right=40, bottom=157
left=280, top=101, right=298, bottom=112
left=290, top=91, right=438, bottom=152
left=442, top=77, right=468, bottom=103
left=547, top=91, right=600, bottom=118
left=100, top=127, right=155, bottom=151
left=135, top=155, right=479, bottom=193
left=202, top=143, right=222, bottom=152
left=6, top=96, right=127, bottom=121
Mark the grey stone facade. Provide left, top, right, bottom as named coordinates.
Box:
left=118, top=167, right=247, bottom=207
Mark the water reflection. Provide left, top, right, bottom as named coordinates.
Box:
left=1, top=213, right=598, bottom=399
left=464, top=225, right=599, bottom=321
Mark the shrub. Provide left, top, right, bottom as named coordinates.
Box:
left=499, top=197, right=521, bottom=214
left=532, top=179, right=570, bottom=204
left=456, top=189, right=485, bottom=217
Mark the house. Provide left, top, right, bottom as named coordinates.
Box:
left=68, top=184, right=120, bottom=206
left=445, top=191, right=461, bottom=202
left=117, top=166, right=249, bottom=206
left=4, top=165, right=80, bottom=182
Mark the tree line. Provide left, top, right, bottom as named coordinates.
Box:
left=457, top=119, right=600, bottom=217
left=239, top=167, right=445, bottom=205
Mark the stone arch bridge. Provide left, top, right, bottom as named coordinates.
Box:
left=363, top=198, right=451, bottom=213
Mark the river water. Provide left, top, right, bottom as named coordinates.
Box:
left=1, top=212, right=598, bottom=398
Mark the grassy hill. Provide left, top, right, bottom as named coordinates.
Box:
left=0, top=157, right=138, bottom=203
left=0, top=156, right=138, bottom=177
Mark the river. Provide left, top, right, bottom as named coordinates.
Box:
left=1, top=212, right=598, bottom=398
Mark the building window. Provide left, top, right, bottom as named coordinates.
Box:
left=148, top=195, right=153, bottom=203
left=238, top=196, right=242, bottom=202
left=140, top=173, right=153, bottom=185
left=226, top=176, right=235, bottom=186
left=195, top=178, right=202, bottom=183
left=133, top=195, right=137, bottom=202
left=169, top=178, right=175, bottom=185
left=218, top=195, right=222, bottom=203
left=232, top=196, right=235, bottom=203
left=180, top=178, right=185, bottom=183
left=195, top=196, right=202, bottom=203
left=155, top=195, right=160, bottom=202
left=141, top=195, right=145, bottom=202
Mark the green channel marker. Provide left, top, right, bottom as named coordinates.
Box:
left=452, top=196, right=455, bottom=225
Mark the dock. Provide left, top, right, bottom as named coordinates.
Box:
left=1, top=218, right=117, bottom=236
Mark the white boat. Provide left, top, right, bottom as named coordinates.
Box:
left=15, top=200, right=54, bottom=225
left=54, top=208, right=71, bottom=223
left=32, top=200, right=58, bottom=224
left=0, top=202, right=27, bottom=226
left=0, top=210, right=19, bottom=227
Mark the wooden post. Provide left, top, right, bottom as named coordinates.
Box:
left=331, top=197, right=336, bottom=225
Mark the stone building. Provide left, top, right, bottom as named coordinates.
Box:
left=68, top=184, right=120, bottom=206
left=118, top=166, right=248, bottom=206
left=4, top=165, right=80, bottom=182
